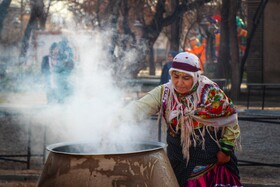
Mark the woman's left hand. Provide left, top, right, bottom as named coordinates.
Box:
left=216, top=151, right=230, bottom=165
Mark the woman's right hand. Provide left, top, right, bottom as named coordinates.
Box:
left=216, top=150, right=230, bottom=165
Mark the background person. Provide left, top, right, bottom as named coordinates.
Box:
left=41, top=40, right=74, bottom=104
left=185, top=37, right=206, bottom=73
left=160, top=51, right=178, bottom=84
left=122, top=52, right=242, bottom=186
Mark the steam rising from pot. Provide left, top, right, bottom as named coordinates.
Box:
left=4, top=29, right=155, bottom=150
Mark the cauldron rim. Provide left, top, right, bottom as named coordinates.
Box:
left=46, top=140, right=167, bottom=156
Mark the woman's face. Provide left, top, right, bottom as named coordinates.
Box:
left=171, top=71, right=194, bottom=94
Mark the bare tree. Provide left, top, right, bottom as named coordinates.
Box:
left=216, top=0, right=242, bottom=99
left=19, top=0, right=48, bottom=63
left=165, top=0, right=180, bottom=52
left=66, top=0, right=211, bottom=78
left=216, top=0, right=230, bottom=79
left=140, top=0, right=212, bottom=76
left=229, top=0, right=241, bottom=100
left=0, top=0, right=12, bottom=39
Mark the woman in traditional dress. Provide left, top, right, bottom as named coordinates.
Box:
left=126, top=52, right=242, bottom=186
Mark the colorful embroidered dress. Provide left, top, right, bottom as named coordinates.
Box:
left=129, top=77, right=241, bottom=186
left=161, top=77, right=241, bottom=186
left=128, top=52, right=242, bottom=186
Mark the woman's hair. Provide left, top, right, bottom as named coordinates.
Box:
left=168, top=51, right=178, bottom=58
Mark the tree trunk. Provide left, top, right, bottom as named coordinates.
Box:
left=229, top=0, right=241, bottom=100
left=0, top=0, right=12, bottom=38
left=216, top=0, right=230, bottom=79
left=19, top=0, right=47, bottom=64
left=149, top=45, right=155, bottom=75
left=169, top=0, right=179, bottom=52
left=107, top=0, right=121, bottom=58
left=170, top=18, right=180, bottom=52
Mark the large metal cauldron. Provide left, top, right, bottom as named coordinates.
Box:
left=37, top=141, right=179, bottom=187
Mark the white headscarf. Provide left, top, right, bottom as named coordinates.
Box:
left=168, top=52, right=202, bottom=90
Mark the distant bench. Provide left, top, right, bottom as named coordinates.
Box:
left=238, top=109, right=280, bottom=124
left=247, top=83, right=280, bottom=109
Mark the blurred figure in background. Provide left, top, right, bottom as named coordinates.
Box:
left=236, top=17, right=247, bottom=57
left=186, top=36, right=206, bottom=73
left=160, top=51, right=178, bottom=84
left=41, top=39, right=74, bottom=104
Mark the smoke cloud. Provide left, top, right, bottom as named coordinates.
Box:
left=1, top=27, right=157, bottom=155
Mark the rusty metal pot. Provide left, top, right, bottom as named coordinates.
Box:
left=37, top=141, right=179, bottom=187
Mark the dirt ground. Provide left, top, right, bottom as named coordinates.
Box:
left=0, top=104, right=280, bottom=187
